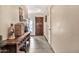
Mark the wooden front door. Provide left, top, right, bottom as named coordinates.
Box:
left=35, top=17, right=43, bottom=35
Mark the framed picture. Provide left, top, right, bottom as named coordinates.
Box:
left=45, top=15, right=47, bottom=22
left=19, top=7, right=23, bottom=21
left=19, top=7, right=23, bottom=16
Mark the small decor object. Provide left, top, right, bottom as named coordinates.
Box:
left=8, top=24, right=15, bottom=39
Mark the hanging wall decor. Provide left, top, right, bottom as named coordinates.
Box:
left=45, top=15, right=47, bottom=22
left=19, top=7, right=23, bottom=21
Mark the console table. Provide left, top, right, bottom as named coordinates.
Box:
left=2, top=32, right=30, bottom=53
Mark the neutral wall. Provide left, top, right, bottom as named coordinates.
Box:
left=50, top=5, right=79, bottom=53
left=0, top=5, right=28, bottom=40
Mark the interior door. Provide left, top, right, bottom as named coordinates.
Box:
left=35, top=17, right=43, bottom=35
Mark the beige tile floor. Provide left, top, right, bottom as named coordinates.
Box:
left=27, top=36, right=54, bottom=53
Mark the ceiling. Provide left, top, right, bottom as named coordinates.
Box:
left=27, top=5, right=49, bottom=14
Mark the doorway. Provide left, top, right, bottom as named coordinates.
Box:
left=35, top=17, right=44, bottom=36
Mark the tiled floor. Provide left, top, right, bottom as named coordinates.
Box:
left=27, top=36, right=54, bottom=53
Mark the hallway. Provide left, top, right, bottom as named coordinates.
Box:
left=1, top=5, right=79, bottom=53
left=27, top=36, right=53, bottom=53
